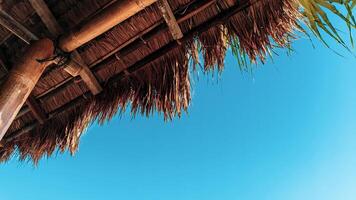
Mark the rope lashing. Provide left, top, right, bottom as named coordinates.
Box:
left=36, top=37, right=72, bottom=68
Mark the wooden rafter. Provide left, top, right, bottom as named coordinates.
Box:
left=0, top=9, right=38, bottom=43
left=0, top=56, right=7, bottom=82
left=26, top=96, right=47, bottom=124
left=0, top=11, right=48, bottom=125
left=0, top=50, right=7, bottom=75
left=0, top=9, right=49, bottom=125
left=27, top=0, right=62, bottom=36
left=28, top=0, right=103, bottom=95
left=157, top=0, right=183, bottom=40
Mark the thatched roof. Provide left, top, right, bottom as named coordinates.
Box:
left=0, top=0, right=332, bottom=163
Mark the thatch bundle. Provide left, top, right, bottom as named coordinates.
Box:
left=0, top=0, right=353, bottom=163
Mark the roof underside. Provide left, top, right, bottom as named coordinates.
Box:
left=0, top=0, right=300, bottom=163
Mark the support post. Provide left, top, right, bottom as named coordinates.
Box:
left=0, top=38, right=54, bottom=140
left=29, top=0, right=103, bottom=95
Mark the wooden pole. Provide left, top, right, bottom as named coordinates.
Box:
left=0, top=9, right=50, bottom=124
left=25, top=96, right=47, bottom=124
left=0, top=9, right=38, bottom=44
left=0, top=38, right=54, bottom=140
left=29, top=0, right=103, bottom=95
left=27, top=0, right=62, bottom=37
left=58, top=0, right=157, bottom=52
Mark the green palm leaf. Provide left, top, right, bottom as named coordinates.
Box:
left=298, top=0, right=356, bottom=48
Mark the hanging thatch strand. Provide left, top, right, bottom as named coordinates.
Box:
left=0, top=0, right=303, bottom=163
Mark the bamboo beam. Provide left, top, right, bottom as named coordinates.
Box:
left=16, top=106, right=31, bottom=119
left=0, top=14, right=49, bottom=125
left=0, top=10, right=35, bottom=45
left=68, top=51, right=103, bottom=95
left=0, top=55, right=7, bottom=73
left=89, top=0, right=216, bottom=68
left=0, top=9, right=38, bottom=43
left=26, top=96, right=47, bottom=124
left=0, top=53, right=7, bottom=84
left=0, top=52, right=7, bottom=77
left=157, top=0, right=183, bottom=40
left=0, top=0, right=119, bottom=46
left=6, top=0, right=253, bottom=140
left=29, top=0, right=103, bottom=95
left=58, top=0, right=157, bottom=52
left=0, top=9, right=52, bottom=124
left=28, top=0, right=62, bottom=36
left=0, top=38, right=54, bottom=141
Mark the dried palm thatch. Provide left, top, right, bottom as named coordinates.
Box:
left=0, top=0, right=353, bottom=164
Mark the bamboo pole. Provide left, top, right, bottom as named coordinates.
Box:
left=0, top=9, right=51, bottom=124
left=0, top=38, right=54, bottom=140
left=29, top=0, right=103, bottom=95
left=27, top=0, right=62, bottom=37
left=0, top=9, right=38, bottom=44
left=58, top=0, right=157, bottom=52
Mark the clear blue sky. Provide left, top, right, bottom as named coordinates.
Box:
left=1, top=30, right=356, bottom=199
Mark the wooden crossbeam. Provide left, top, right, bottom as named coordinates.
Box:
left=26, top=96, right=47, bottom=124
left=157, top=0, right=183, bottom=40
left=0, top=9, right=49, bottom=124
left=0, top=50, right=8, bottom=83
left=28, top=0, right=102, bottom=95
left=27, top=0, right=62, bottom=36
left=0, top=59, right=7, bottom=73
left=0, top=9, right=38, bottom=43
left=0, top=50, right=7, bottom=75
left=0, top=62, right=7, bottom=84
left=67, top=51, right=103, bottom=95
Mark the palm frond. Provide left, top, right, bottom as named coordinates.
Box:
left=298, top=0, right=356, bottom=48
